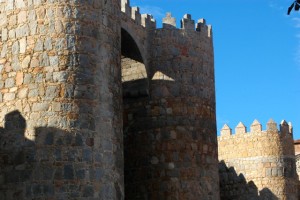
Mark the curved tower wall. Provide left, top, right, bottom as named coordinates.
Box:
left=0, top=0, right=123, bottom=199
left=218, top=120, right=298, bottom=200
left=123, top=13, right=219, bottom=199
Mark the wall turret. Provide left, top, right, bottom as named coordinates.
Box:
left=0, top=1, right=219, bottom=199
left=123, top=11, right=219, bottom=199
left=0, top=0, right=124, bottom=199
left=218, top=119, right=298, bottom=199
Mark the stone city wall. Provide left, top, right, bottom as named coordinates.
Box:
left=0, top=0, right=124, bottom=199
left=218, top=119, right=298, bottom=200
left=121, top=1, right=219, bottom=199
left=294, top=140, right=300, bottom=155
left=0, top=0, right=220, bottom=199
left=295, top=140, right=300, bottom=179
left=294, top=140, right=300, bottom=200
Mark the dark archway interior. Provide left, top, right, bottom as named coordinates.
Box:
left=121, top=28, right=149, bottom=199
left=121, top=28, right=148, bottom=98
left=121, top=29, right=143, bottom=63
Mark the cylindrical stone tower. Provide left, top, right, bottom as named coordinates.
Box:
left=123, top=14, right=219, bottom=199
left=0, top=0, right=123, bottom=199
left=218, top=120, right=298, bottom=200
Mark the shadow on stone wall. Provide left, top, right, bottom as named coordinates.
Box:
left=0, top=110, right=122, bottom=199
left=219, top=160, right=279, bottom=200
left=0, top=110, right=36, bottom=199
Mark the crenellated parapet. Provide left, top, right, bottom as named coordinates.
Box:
left=120, top=1, right=215, bottom=101
left=220, top=119, right=293, bottom=137
left=122, top=2, right=154, bottom=28
left=161, top=12, right=212, bottom=37
left=120, top=0, right=212, bottom=37
left=121, top=0, right=156, bottom=29
left=0, top=1, right=219, bottom=199
left=219, top=119, right=295, bottom=158
left=219, top=119, right=296, bottom=167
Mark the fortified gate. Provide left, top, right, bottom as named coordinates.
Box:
left=2, top=0, right=298, bottom=199
left=0, top=0, right=218, bottom=199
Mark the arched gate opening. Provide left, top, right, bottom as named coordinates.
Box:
left=121, top=28, right=149, bottom=199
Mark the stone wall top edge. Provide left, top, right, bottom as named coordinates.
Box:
left=217, top=131, right=289, bottom=142
left=218, top=119, right=293, bottom=138
left=218, top=130, right=293, bottom=139
left=121, top=1, right=212, bottom=37
left=153, top=26, right=212, bottom=38
left=220, top=155, right=296, bottom=162
left=0, top=0, right=105, bottom=11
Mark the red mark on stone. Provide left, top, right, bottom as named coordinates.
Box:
left=86, top=138, right=94, bottom=147
left=181, top=46, right=188, bottom=56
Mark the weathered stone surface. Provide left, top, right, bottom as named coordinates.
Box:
left=0, top=0, right=251, bottom=199
left=218, top=121, right=298, bottom=200
left=0, top=1, right=123, bottom=199
left=122, top=11, right=218, bottom=200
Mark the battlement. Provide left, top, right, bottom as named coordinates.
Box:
left=220, top=119, right=293, bottom=137
left=162, top=12, right=212, bottom=37
left=121, top=0, right=212, bottom=37
left=121, top=0, right=156, bottom=29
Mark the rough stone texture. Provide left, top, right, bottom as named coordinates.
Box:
left=294, top=140, right=300, bottom=155
left=218, top=120, right=298, bottom=200
left=0, top=0, right=219, bottom=199
left=0, top=0, right=123, bottom=199
left=2, top=0, right=298, bottom=199
left=294, top=139, right=300, bottom=199
left=121, top=2, right=218, bottom=199
left=295, top=142, right=300, bottom=179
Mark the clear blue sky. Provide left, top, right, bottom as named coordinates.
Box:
left=131, top=0, right=300, bottom=139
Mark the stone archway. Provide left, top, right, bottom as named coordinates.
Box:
left=121, top=28, right=148, bottom=98
left=121, top=28, right=149, bottom=198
